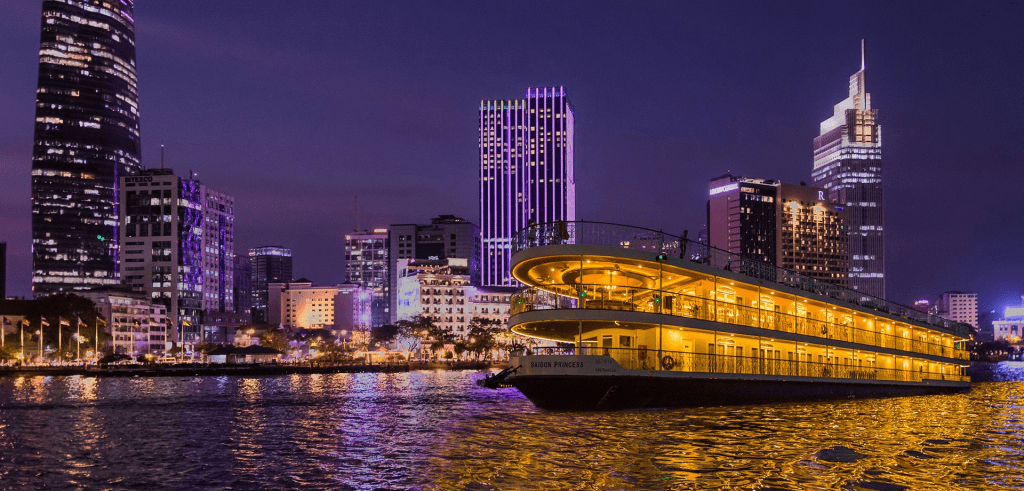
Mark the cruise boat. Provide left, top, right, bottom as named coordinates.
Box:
left=481, top=221, right=971, bottom=410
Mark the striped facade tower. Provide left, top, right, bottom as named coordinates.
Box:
left=479, top=87, right=576, bottom=286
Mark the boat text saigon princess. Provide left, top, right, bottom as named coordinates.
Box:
left=488, top=221, right=970, bottom=410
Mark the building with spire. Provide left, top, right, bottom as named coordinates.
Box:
left=479, top=87, right=576, bottom=287
left=30, top=0, right=141, bottom=296
left=812, top=41, right=884, bottom=299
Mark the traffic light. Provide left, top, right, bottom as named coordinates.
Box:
left=656, top=252, right=667, bottom=261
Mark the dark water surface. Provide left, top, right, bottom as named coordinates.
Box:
left=1, top=363, right=1023, bottom=490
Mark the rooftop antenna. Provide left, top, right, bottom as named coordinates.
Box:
left=160, top=145, right=165, bottom=169
left=861, top=38, right=865, bottom=71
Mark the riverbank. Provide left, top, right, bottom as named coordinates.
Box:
left=0, top=360, right=503, bottom=378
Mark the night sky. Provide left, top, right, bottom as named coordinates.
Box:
left=1, top=1, right=1021, bottom=315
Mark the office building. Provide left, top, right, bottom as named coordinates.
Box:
left=480, top=87, right=576, bottom=287
left=119, top=169, right=234, bottom=348
left=250, top=246, right=292, bottom=325
left=388, top=215, right=480, bottom=323
left=934, top=292, right=978, bottom=330
left=812, top=41, right=884, bottom=298
left=345, top=229, right=389, bottom=327
left=263, top=280, right=371, bottom=333
left=233, top=253, right=252, bottom=321
left=30, top=0, right=141, bottom=295
left=708, top=174, right=849, bottom=287
left=202, top=188, right=235, bottom=315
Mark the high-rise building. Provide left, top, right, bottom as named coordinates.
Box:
left=202, top=189, right=234, bottom=315
left=812, top=41, right=883, bottom=298
left=344, top=229, right=389, bottom=327
left=708, top=174, right=849, bottom=287
left=934, top=291, right=978, bottom=330
left=388, top=215, right=480, bottom=323
left=232, top=253, right=252, bottom=321
left=31, top=0, right=141, bottom=296
left=479, top=87, right=576, bottom=287
left=249, top=246, right=292, bottom=325
left=119, top=169, right=234, bottom=348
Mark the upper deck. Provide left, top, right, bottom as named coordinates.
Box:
left=508, top=221, right=971, bottom=363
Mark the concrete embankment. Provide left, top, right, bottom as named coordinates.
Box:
left=0, top=361, right=503, bottom=378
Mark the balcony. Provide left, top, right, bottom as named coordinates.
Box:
left=511, top=286, right=968, bottom=361
left=516, top=346, right=970, bottom=383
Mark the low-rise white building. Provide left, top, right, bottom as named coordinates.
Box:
left=395, top=258, right=513, bottom=338
left=994, top=296, right=1024, bottom=343
left=78, top=288, right=168, bottom=355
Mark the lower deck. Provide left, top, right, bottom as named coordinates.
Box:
left=506, top=353, right=970, bottom=410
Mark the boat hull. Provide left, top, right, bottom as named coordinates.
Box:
left=505, top=355, right=969, bottom=410
left=511, top=374, right=968, bottom=410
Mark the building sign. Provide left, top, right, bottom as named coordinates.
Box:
left=709, top=183, right=738, bottom=196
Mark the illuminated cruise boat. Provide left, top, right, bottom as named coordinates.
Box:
left=482, top=221, right=971, bottom=410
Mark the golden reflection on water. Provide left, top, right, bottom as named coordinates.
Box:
left=427, top=381, right=1024, bottom=490
left=2, top=366, right=1024, bottom=489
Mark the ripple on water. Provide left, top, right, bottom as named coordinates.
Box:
left=1, top=371, right=1024, bottom=489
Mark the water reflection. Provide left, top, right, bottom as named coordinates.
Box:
left=0, top=364, right=1022, bottom=489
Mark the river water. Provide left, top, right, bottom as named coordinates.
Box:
left=0, top=363, right=1022, bottom=490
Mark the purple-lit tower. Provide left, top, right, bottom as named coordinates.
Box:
left=30, top=0, right=141, bottom=296
left=479, top=87, right=576, bottom=286
left=119, top=169, right=234, bottom=351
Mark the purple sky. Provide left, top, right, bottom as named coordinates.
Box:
left=1, top=1, right=1022, bottom=314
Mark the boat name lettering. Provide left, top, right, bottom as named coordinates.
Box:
left=530, top=361, right=584, bottom=368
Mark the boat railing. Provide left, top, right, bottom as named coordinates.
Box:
left=511, top=285, right=969, bottom=361
left=511, top=221, right=972, bottom=336
left=516, top=346, right=970, bottom=383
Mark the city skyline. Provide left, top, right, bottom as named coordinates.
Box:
left=1, top=2, right=1021, bottom=314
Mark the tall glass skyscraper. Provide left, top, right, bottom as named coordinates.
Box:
left=812, top=42, right=883, bottom=299
left=30, top=0, right=141, bottom=296
left=479, top=87, right=576, bottom=286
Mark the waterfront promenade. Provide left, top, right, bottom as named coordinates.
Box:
left=0, top=360, right=499, bottom=378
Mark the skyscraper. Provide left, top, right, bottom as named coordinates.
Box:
left=479, top=87, right=576, bottom=287
left=31, top=0, right=141, bottom=296
left=250, top=246, right=292, bottom=325
left=812, top=41, right=883, bottom=298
